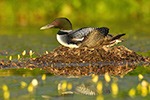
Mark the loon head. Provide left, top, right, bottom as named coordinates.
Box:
left=40, top=17, right=72, bottom=30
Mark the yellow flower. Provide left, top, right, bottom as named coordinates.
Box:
left=22, top=50, right=26, bottom=56
left=62, top=81, right=67, bottom=91
left=92, top=74, right=99, bottom=83
left=9, top=56, right=12, bottom=61
left=18, top=54, right=20, bottom=60
left=128, top=88, right=136, bottom=98
left=104, top=73, right=111, bottom=82
left=20, top=81, right=27, bottom=88
left=138, top=74, right=144, bottom=81
left=111, top=82, right=118, bottom=97
left=42, top=74, right=46, bottom=81
left=31, top=79, right=38, bottom=87
left=67, top=83, right=72, bottom=90
left=97, top=81, right=103, bottom=94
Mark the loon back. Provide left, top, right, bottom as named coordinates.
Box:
left=68, top=27, right=109, bottom=47
left=74, top=28, right=109, bottom=47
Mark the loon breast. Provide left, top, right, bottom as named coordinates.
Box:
left=57, top=30, right=79, bottom=48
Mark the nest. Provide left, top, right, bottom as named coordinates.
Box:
left=34, top=46, right=150, bottom=75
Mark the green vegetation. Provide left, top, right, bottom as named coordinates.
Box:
left=126, top=65, right=150, bottom=76
left=136, top=51, right=150, bottom=57
left=0, top=0, right=150, bottom=28
left=0, top=68, right=53, bottom=76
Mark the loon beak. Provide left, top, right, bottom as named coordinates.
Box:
left=40, top=24, right=54, bottom=30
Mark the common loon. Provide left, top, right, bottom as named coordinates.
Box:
left=40, top=17, right=125, bottom=48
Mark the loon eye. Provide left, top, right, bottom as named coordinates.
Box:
left=56, top=21, right=58, bottom=24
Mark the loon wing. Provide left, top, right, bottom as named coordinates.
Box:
left=68, top=27, right=109, bottom=42
left=68, top=27, right=94, bottom=42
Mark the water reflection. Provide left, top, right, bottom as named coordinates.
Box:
left=1, top=58, right=149, bottom=76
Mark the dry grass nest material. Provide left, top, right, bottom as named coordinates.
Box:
left=34, top=46, right=150, bottom=75
left=35, top=46, right=149, bottom=63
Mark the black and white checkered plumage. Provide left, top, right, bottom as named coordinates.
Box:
left=40, top=17, right=125, bottom=48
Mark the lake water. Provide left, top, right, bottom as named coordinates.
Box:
left=0, top=24, right=150, bottom=100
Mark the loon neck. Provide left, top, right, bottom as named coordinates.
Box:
left=57, top=30, right=72, bottom=35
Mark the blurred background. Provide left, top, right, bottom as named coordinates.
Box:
left=0, top=0, right=150, bottom=55
left=0, top=0, right=150, bottom=30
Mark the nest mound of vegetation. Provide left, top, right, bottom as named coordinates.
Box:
left=33, top=46, right=150, bottom=75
